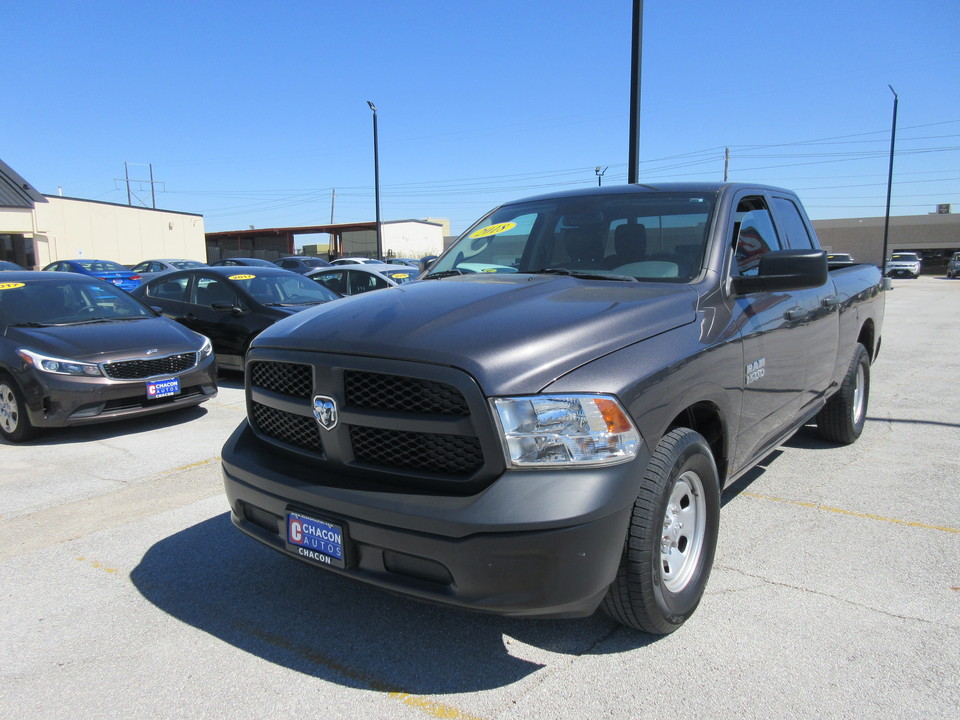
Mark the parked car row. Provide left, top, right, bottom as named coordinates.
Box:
left=0, top=256, right=439, bottom=442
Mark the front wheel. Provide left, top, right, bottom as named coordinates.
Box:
left=816, top=343, right=870, bottom=445
left=0, top=374, right=38, bottom=443
left=602, top=428, right=720, bottom=634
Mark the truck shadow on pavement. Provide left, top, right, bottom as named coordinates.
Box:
left=130, top=513, right=656, bottom=695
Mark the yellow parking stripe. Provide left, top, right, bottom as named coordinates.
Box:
left=245, top=624, right=486, bottom=720
left=164, top=457, right=221, bottom=474
left=742, top=492, right=960, bottom=534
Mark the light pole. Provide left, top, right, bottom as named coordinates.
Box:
left=367, top=100, right=382, bottom=261
left=595, top=166, right=608, bottom=186
left=881, top=86, right=898, bottom=270
left=628, top=0, right=643, bottom=184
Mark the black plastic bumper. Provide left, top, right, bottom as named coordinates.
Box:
left=221, top=421, right=648, bottom=619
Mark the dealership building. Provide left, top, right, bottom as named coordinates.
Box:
left=812, top=210, right=960, bottom=273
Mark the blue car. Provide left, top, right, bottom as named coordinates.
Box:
left=43, top=259, right=143, bottom=292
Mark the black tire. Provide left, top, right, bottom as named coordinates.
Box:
left=816, top=343, right=869, bottom=445
left=0, top=374, right=38, bottom=443
left=602, top=428, right=720, bottom=634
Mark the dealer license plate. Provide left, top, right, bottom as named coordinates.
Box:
left=146, top=378, right=180, bottom=398
left=286, top=512, right=346, bottom=568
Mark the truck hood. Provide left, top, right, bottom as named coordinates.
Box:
left=256, top=274, right=698, bottom=394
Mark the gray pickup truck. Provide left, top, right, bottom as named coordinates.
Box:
left=221, top=182, right=885, bottom=634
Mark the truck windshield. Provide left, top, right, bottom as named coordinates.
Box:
left=429, top=191, right=717, bottom=282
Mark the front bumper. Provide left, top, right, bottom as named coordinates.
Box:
left=222, top=421, right=648, bottom=619
left=885, top=267, right=919, bottom=278
left=17, top=357, right=218, bottom=428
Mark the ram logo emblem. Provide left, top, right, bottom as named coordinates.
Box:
left=312, top=395, right=339, bottom=431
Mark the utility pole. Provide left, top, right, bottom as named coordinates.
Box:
left=118, top=163, right=163, bottom=208
left=628, top=0, right=643, bottom=184
left=149, top=163, right=156, bottom=209
left=367, top=101, right=383, bottom=261
left=882, top=86, right=898, bottom=269
left=329, top=188, right=337, bottom=258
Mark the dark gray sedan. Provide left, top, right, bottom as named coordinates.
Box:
left=0, top=272, right=217, bottom=442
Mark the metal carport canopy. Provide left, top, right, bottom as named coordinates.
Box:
left=205, top=221, right=377, bottom=257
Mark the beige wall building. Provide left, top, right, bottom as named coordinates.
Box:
left=1, top=159, right=206, bottom=270
left=31, top=196, right=206, bottom=268
left=813, top=212, right=960, bottom=271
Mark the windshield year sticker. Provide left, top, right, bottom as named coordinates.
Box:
left=228, top=274, right=256, bottom=280
left=0, top=282, right=25, bottom=291
left=469, top=222, right=516, bottom=239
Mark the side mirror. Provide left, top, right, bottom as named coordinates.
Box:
left=419, top=255, right=438, bottom=274
left=732, top=249, right=828, bottom=294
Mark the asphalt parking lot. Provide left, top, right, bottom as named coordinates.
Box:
left=1, top=276, right=957, bottom=720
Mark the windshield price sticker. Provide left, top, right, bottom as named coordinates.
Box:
left=229, top=274, right=256, bottom=280
left=469, top=222, right=517, bottom=239
left=287, top=512, right=346, bottom=568
left=146, top=378, right=180, bottom=398
left=0, top=283, right=26, bottom=291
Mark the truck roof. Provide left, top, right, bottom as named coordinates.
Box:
left=502, top=182, right=797, bottom=206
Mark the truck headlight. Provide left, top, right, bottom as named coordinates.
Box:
left=17, top=349, right=103, bottom=377
left=492, top=394, right=641, bottom=467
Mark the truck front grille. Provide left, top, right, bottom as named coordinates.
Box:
left=246, top=355, right=496, bottom=488
left=252, top=402, right=324, bottom=453
left=250, top=361, right=312, bottom=398
left=345, top=370, right=470, bottom=415
left=102, top=352, right=197, bottom=380
left=349, top=426, right=483, bottom=475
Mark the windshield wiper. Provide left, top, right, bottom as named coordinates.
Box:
left=423, top=269, right=465, bottom=280
left=266, top=301, right=326, bottom=306
left=530, top=268, right=638, bottom=282
left=11, top=322, right=51, bottom=328
left=62, top=318, right=117, bottom=325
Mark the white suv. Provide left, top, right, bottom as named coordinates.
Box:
left=885, top=252, right=922, bottom=279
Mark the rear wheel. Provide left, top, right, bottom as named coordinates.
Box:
left=816, top=343, right=869, bottom=445
left=602, top=428, right=720, bottom=634
left=0, top=374, right=38, bottom=443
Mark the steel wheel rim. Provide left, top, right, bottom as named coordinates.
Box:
left=0, top=383, right=19, bottom=434
left=660, top=470, right=707, bottom=593
left=852, top=363, right=866, bottom=426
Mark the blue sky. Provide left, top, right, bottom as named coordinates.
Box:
left=3, top=1, right=958, bottom=236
